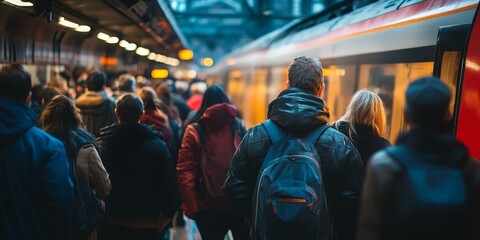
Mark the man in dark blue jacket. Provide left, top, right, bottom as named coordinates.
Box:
left=0, top=64, right=74, bottom=240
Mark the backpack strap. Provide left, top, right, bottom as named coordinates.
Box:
left=262, top=119, right=286, bottom=144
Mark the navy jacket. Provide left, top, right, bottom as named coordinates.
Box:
left=0, top=95, right=74, bottom=240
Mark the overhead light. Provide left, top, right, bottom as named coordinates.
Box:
left=97, top=32, right=110, bottom=41
left=106, top=36, right=119, bottom=44
left=119, top=40, right=129, bottom=48
left=75, top=25, right=91, bottom=33
left=136, top=47, right=150, bottom=56
left=148, top=53, right=157, bottom=60
left=166, top=58, right=180, bottom=66
left=125, top=43, right=137, bottom=51
left=155, top=54, right=168, bottom=63
left=178, top=49, right=193, bottom=60
left=151, top=69, right=169, bottom=79
left=201, top=57, right=214, bottom=67
left=59, top=17, right=79, bottom=29
left=4, top=0, right=33, bottom=7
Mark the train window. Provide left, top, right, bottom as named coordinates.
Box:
left=227, top=69, right=247, bottom=122
left=248, top=68, right=268, bottom=127
left=359, top=62, right=434, bottom=142
left=268, top=67, right=288, bottom=105
left=323, top=65, right=356, bottom=121
left=439, top=51, right=461, bottom=115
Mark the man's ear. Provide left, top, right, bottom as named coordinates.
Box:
left=317, top=83, right=325, bottom=98
left=286, top=80, right=290, bottom=88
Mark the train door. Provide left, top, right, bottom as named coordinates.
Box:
left=456, top=6, right=480, bottom=159
left=433, top=24, right=470, bottom=134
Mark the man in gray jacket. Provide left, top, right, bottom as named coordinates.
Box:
left=223, top=56, right=364, bottom=240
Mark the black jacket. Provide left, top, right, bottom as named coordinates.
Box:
left=222, top=88, right=364, bottom=240
left=334, top=121, right=391, bottom=166
left=357, top=129, right=480, bottom=240
left=96, top=123, right=180, bottom=218
left=0, top=96, right=73, bottom=240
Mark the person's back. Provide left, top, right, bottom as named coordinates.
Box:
left=334, top=90, right=391, bottom=166
left=0, top=64, right=74, bottom=240
left=357, top=77, right=480, bottom=240
left=76, top=72, right=116, bottom=137
left=223, top=57, right=364, bottom=240
left=96, top=94, right=180, bottom=240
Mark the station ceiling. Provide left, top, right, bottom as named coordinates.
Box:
left=166, top=0, right=348, bottom=64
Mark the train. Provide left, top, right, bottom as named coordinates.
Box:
left=204, top=0, right=480, bottom=159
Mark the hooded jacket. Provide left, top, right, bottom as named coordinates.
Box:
left=177, top=103, right=245, bottom=218
left=222, top=88, right=364, bottom=240
left=96, top=123, right=180, bottom=220
left=75, top=91, right=116, bottom=137
left=0, top=95, right=73, bottom=240
left=357, top=129, right=480, bottom=240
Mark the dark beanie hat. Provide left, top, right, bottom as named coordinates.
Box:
left=405, top=77, right=451, bottom=128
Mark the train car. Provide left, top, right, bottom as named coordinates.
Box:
left=205, top=0, right=480, bottom=159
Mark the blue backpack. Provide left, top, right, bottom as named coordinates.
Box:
left=252, top=120, right=330, bottom=240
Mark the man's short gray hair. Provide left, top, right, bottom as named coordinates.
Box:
left=288, top=56, right=323, bottom=95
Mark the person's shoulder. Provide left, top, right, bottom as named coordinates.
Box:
left=318, top=126, right=351, bottom=145
left=27, top=127, right=66, bottom=153
left=368, top=147, right=402, bottom=172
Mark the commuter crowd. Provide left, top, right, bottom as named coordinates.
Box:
left=1, top=57, right=480, bottom=240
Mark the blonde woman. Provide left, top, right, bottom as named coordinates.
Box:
left=334, top=90, right=391, bottom=166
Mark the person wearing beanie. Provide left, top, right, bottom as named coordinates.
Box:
left=357, top=77, right=480, bottom=240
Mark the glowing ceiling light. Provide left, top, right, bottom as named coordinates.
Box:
left=59, top=17, right=79, bottom=29
left=125, top=43, right=137, bottom=51
left=74, top=25, right=91, bottom=32
left=148, top=53, right=157, bottom=60
left=4, top=0, right=33, bottom=7
left=97, top=32, right=110, bottom=41
left=119, top=40, right=129, bottom=48
left=151, top=69, right=169, bottom=79
left=178, top=49, right=193, bottom=60
left=155, top=54, right=168, bottom=63
left=201, top=57, right=214, bottom=67
left=106, top=36, right=119, bottom=44
left=135, top=47, right=150, bottom=56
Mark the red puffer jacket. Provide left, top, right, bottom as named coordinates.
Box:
left=176, top=103, right=238, bottom=218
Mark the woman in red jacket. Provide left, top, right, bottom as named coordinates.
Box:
left=177, top=85, right=249, bottom=240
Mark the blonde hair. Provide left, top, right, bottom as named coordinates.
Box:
left=339, top=90, right=387, bottom=139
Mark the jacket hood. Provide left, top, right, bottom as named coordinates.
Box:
left=97, top=122, right=160, bottom=145
left=267, top=88, right=329, bottom=133
left=199, top=103, right=236, bottom=130
left=0, top=95, right=36, bottom=146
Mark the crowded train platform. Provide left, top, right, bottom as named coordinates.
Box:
left=1, top=0, right=480, bottom=240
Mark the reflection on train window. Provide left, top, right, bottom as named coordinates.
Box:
left=359, top=62, right=434, bottom=142
left=269, top=67, right=288, bottom=104
left=439, top=51, right=461, bottom=118
left=248, top=68, right=268, bottom=126
left=227, top=69, right=247, bottom=123
left=323, top=65, right=356, bottom=121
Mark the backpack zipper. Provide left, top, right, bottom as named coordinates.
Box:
left=253, top=155, right=320, bottom=235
